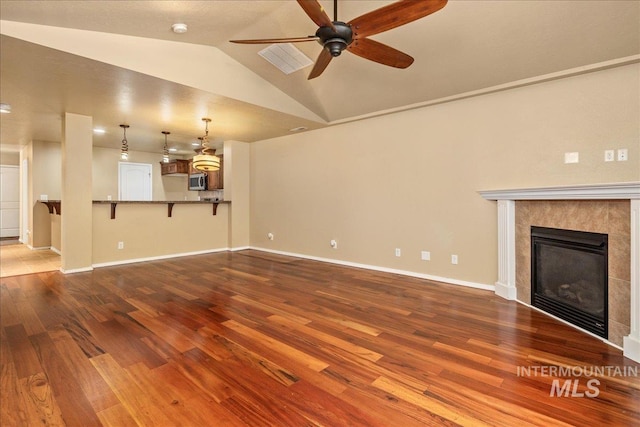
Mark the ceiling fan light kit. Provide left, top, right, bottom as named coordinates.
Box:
left=230, top=0, right=448, bottom=79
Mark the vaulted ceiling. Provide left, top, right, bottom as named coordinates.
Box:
left=1, top=1, right=638, bottom=155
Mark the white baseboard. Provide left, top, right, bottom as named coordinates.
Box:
left=91, top=247, right=229, bottom=269
left=623, top=335, right=640, bottom=363
left=494, top=281, right=517, bottom=300
left=81, top=245, right=492, bottom=292
left=249, top=246, right=494, bottom=292
left=60, top=266, right=93, bottom=274
left=28, top=245, right=51, bottom=251
left=50, top=246, right=61, bottom=255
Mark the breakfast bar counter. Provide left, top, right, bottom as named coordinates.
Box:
left=92, top=200, right=230, bottom=219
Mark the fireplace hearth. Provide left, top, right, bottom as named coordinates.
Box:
left=531, top=226, right=608, bottom=338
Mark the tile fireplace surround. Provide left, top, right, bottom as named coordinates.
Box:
left=480, top=182, right=640, bottom=363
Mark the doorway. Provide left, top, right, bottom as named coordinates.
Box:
left=0, top=165, right=19, bottom=238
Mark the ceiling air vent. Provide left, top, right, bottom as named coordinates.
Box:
left=258, top=43, right=313, bottom=75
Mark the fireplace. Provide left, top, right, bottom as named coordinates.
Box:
left=531, top=226, right=608, bottom=338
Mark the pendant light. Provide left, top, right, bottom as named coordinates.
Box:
left=162, top=131, right=170, bottom=163
left=192, top=118, right=220, bottom=171
left=120, top=124, right=130, bottom=160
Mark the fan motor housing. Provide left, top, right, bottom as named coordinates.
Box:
left=316, top=21, right=353, bottom=56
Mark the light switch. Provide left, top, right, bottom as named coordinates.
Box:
left=604, top=150, right=615, bottom=162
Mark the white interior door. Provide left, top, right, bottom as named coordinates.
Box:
left=0, top=165, right=20, bottom=238
left=119, top=162, right=152, bottom=201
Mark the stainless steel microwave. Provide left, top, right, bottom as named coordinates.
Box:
left=188, top=173, right=207, bottom=191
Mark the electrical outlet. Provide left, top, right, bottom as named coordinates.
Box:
left=117, top=241, right=124, bottom=250
left=395, top=248, right=401, bottom=257
left=421, top=251, right=431, bottom=261
left=40, top=194, right=48, bottom=201
left=451, top=254, right=458, bottom=265
left=267, top=232, right=274, bottom=240
left=604, top=150, right=615, bottom=162
left=564, top=152, right=579, bottom=164
left=330, top=239, right=338, bottom=249
left=617, top=148, right=628, bottom=161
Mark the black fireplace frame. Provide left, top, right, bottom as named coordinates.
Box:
left=531, top=226, right=608, bottom=338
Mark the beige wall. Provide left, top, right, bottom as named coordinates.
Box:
left=51, top=214, right=61, bottom=252
left=0, top=151, right=20, bottom=165
left=250, top=64, right=640, bottom=287
left=92, top=147, right=197, bottom=201
left=92, top=203, right=230, bottom=264
left=27, top=140, right=61, bottom=248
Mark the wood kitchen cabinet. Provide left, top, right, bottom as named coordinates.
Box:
left=160, top=159, right=189, bottom=175
left=188, top=155, right=223, bottom=190
left=207, top=155, right=223, bottom=190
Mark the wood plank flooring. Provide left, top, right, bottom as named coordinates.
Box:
left=1, top=249, right=639, bottom=426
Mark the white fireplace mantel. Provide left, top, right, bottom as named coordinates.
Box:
left=479, top=181, right=640, bottom=201
left=479, top=182, right=640, bottom=363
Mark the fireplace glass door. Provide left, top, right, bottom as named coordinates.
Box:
left=531, top=226, right=608, bottom=338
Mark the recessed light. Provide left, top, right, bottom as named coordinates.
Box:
left=168, top=148, right=178, bottom=152
left=172, top=23, right=187, bottom=34
left=289, top=126, right=307, bottom=132
left=191, top=142, right=201, bottom=146
left=93, top=128, right=106, bottom=134
left=0, top=103, right=11, bottom=113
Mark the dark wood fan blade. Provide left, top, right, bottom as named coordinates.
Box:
left=230, top=36, right=318, bottom=44
left=347, top=38, right=414, bottom=69
left=297, top=0, right=336, bottom=31
left=308, top=48, right=333, bottom=80
left=348, top=0, right=447, bottom=38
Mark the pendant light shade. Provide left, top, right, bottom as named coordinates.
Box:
left=120, top=124, right=129, bottom=160
left=193, top=118, right=220, bottom=172
left=192, top=152, right=221, bottom=171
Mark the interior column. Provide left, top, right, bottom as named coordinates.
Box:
left=224, top=140, right=250, bottom=250
left=495, top=199, right=517, bottom=300
left=60, top=112, right=93, bottom=272
left=624, top=199, right=640, bottom=363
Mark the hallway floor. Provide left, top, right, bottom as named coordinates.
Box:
left=0, top=240, right=60, bottom=277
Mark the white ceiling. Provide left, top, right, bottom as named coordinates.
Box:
left=1, top=0, right=638, bottom=156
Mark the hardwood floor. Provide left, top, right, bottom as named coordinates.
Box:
left=1, top=249, right=638, bottom=426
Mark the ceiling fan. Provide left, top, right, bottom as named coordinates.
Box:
left=230, top=0, right=448, bottom=79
